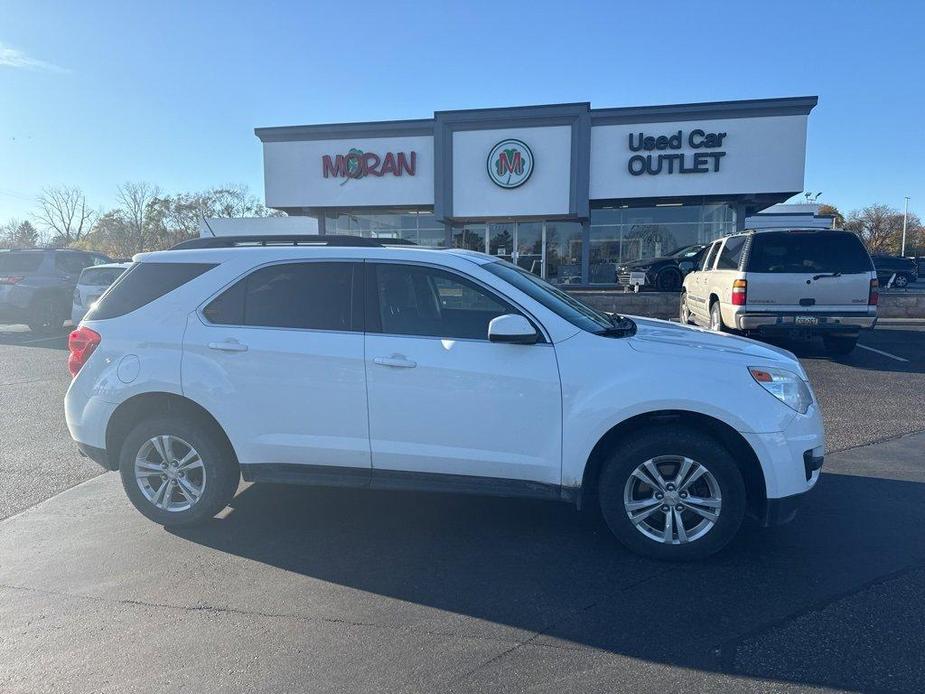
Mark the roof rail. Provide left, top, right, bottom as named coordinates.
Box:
left=169, top=235, right=416, bottom=250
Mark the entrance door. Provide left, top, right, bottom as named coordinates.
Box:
left=453, top=222, right=550, bottom=280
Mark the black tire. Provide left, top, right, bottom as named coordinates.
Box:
left=893, top=273, right=910, bottom=288
left=597, top=426, right=747, bottom=561
left=118, top=415, right=239, bottom=527
left=679, top=291, right=692, bottom=325
left=709, top=301, right=725, bottom=332
left=656, top=268, right=681, bottom=292
left=27, top=297, right=67, bottom=334
left=823, top=335, right=858, bottom=356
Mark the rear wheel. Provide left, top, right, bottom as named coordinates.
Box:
left=597, top=427, right=747, bottom=561
left=823, top=335, right=858, bottom=355
left=28, top=297, right=67, bottom=334
left=118, top=416, right=239, bottom=526
left=893, top=273, right=910, bottom=288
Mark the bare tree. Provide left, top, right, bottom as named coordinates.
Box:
left=115, top=181, right=161, bottom=253
left=845, top=204, right=923, bottom=255
left=33, top=186, right=95, bottom=245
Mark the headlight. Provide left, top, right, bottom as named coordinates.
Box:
left=748, top=366, right=813, bottom=414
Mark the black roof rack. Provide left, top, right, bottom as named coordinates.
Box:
left=169, top=235, right=417, bottom=250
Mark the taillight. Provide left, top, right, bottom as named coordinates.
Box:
left=0, top=275, right=24, bottom=285
left=869, top=279, right=879, bottom=306
left=731, top=279, right=747, bottom=306
left=68, top=326, right=101, bottom=377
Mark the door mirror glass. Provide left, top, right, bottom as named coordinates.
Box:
left=488, top=314, right=538, bottom=345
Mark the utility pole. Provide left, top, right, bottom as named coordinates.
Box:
left=901, top=196, right=910, bottom=256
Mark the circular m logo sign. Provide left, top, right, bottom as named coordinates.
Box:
left=487, top=139, right=534, bottom=189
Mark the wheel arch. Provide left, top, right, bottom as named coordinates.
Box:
left=577, top=410, right=766, bottom=518
left=105, top=392, right=238, bottom=471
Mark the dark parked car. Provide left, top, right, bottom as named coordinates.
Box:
left=0, top=248, right=112, bottom=333
left=616, top=244, right=706, bottom=291
left=872, top=254, right=918, bottom=288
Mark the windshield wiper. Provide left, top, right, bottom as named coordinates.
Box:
left=596, top=315, right=636, bottom=337
left=812, top=272, right=842, bottom=280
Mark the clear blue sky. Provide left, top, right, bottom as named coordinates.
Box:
left=1, top=0, right=922, bottom=222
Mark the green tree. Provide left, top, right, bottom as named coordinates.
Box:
left=817, top=203, right=845, bottom=228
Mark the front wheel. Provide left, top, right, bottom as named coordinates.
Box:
left=679, top=292, right=692, bottom=325
left=118, top=416, right=239, bottom=526
left=823, top=335, right=858, bottom=355
left=656, top=269, right=681, bottom=292
left=893, top=273, right=910, bottom=288
left=709, top=301, right=725, bottom=332
left=597, top=427, right=746, bottom=561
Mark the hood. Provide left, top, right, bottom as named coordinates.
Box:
left=625, top=316, right=806, bottom=376
left=620, top=256, right=672, bottom=270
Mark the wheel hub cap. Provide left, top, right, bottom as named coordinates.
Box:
left=134, top=435, right=206, bottom=513
left=623, top=455, right=722, bottom=545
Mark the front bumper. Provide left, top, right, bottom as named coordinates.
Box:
left=734, top=311, right=877, bottom=334
left=77, top=442, right=116, bottom=471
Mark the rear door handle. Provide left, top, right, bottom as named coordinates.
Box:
left=208, top=340, right=248, bottom=352
left=373, top=355, right=417, bottom=368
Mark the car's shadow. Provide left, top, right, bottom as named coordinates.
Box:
left=172, top=469, right=925, bottom=691
left=761, top=330, right=924, bottom=375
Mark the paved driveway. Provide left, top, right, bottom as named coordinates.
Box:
left=0, top=323, right=923, bottom=692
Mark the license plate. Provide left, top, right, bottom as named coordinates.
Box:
left=795, top=315, right=818, bottom=326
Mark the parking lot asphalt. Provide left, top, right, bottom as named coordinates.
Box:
left=1, top=322, right=924, bottom=692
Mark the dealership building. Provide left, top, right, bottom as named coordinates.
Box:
left=254, top=96, right=817, bottom=286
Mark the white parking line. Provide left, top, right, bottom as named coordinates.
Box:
left=857, top=344, right=909, bottom=362
left=17, top=334, right=67, bottom=345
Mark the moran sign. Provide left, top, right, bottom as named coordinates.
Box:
left=322, top=148, right=417, bottom=180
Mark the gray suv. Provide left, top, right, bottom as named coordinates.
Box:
left=0, top=249, right=112, bottom=333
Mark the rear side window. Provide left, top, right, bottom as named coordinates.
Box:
left=203, top=262, right=359, bottom=332
left=86, top=262, right=215, bottom=320
left=0, top=252, right=44, bottom=273
left=78, top=267, right=126, bottom=287
left=747, top=232, right=873, bottom=274
left=716, top=236, right=746, bottom=270
left=55, top=252, right=93, bottom=275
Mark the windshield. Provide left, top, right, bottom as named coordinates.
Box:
left=483, top=260, right=615, bottom=333
left=667, top=245, right=703, bottom=259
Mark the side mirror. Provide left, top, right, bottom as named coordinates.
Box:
left=488, top=314, right=538, bottom=345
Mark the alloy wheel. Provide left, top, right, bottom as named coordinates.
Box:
left=623, top=455, right=722, bottom=544
left=134, top=435, right=206, bottom=512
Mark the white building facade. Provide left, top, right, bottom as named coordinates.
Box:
left=256, top=97, right=816, bottom=286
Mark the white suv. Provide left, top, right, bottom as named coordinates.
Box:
left=680, top=229, right=877, bottom=354
left=65, top=236, right=824, bottom=560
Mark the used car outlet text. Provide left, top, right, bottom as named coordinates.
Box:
left=627, top=129, right=727, bottom=176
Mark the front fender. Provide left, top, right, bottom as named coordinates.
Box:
left=554, top=332, right=796, bottom=488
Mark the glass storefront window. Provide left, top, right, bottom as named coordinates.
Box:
left=545, top=222, right=582, bottom=285
left=589, top=203, right=737, bottom=284
left=323, top=209, right=447, bottom=247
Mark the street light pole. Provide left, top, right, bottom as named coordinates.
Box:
left=901, top=196, right=910, bottom=256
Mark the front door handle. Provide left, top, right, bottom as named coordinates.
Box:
left=208, top=340, right=248, bottom=352
left=373, top=355, right=417, bottom=368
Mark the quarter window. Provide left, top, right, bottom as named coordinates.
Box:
left=369, top=264, right=517, bottom=340
left=204, top=262, right=358, bottom=332
left=715, top=236, right=746, bottom=270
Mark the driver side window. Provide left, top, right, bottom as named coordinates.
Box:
left=368, top=264, right=519, bottom=340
